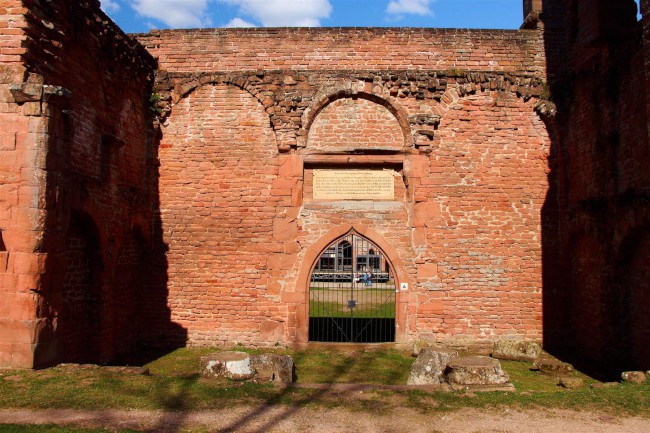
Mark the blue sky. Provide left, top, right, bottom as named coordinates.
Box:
left=100, top=0, right=643, bottom=33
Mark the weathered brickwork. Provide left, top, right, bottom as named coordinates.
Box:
left=155, top=83, right=285, bottom=345
left=136, top=28, right=546, bottom=75
left=0, top=0, right=647, bottom=371
left=307, top=98, right=404, bottom=152
left=0, top=0, right=42, bottom=368
left=143, top=24, right=551, bottom=347
left=0, top=0, right=156, bottom=367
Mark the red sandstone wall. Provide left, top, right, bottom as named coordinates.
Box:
left=0, top=0, right=156, bottom=368
left=156, top=83, right=287, bottom=345
left=307, top=98, right=404, bottom=152
left=154, top=67, right=550, bottom=346
left=419, top=92, right=548, bottom=340
left=136, top=28, right=546, bottom=77
left=0, top=0, right=41, bottom=368
left=141, top=23, right=552, bottom=347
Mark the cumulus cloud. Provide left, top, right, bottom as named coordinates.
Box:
left=130, top=0, right=211, bottom=28
left=128, top=0, right=331, bottom=29
left=386, top=0, right=433, bottom=16
left=223, top=17, right=257, bottom=28
left=219, top=0, right=332, bottom=27
left=101, top=0, right=121, bottom=12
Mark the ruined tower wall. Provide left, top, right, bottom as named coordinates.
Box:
left=543, top=0, right=650, bottom=372
left=0, top=0, right=156, bottom=368
left=0, top=0, right=34, bottom=368
left=142, top=28, right=551, bottom=348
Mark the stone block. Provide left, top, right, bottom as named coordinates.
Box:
left=250, top=354, right=295, bottom=383
left=558, top=377, right=583, bottom=389
left=200, top=351, right=255, bottom=381
left=446, top=356, right=510, bottom=386
left=532, top=356, right=574, bottom=375
left=492, top=339, right=541, bottom=362
left=200, top=351, right=295, bottom=383
left=621, top=371, right=646, bottom=384
left=590, top=382, right=619, bottom=389
left=407, top=348, right=458, bottom=385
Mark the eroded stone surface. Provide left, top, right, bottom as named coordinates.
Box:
left=200, top=351, right=255, bottom=381
left=200, top=352, right=295, bottom=382
left=407, top=348, right=458, bottom=385
left=492, top=339, right=541, bottom=362
left=249, top=354, right=295, bottom=383
left=558, top=377, right=584, bottom=389
left=532, top=357, right=574, bottom=375
left=621, top=371, right=646, bottom=384
left=446, top=356, right=510, bottom=386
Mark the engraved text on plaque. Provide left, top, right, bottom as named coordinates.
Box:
left=313, top=170, right=395, bottom=200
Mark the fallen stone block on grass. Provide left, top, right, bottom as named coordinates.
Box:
left=200, top=351, right=295, bottom=383
left=532, top=356, right=574, bottom=375
left=492, top=339, right=541, bottom=362
left=446, top=356, right=510, bottom=387
left=590, top=382, right=619, bottom=389
left=200, top=351, right=255, bottom=381
left=558, top=377, right=583, bottom=389
left=407, top=348, right=458, bottom=385
left=250, top=354, right=295, bottom=383
left=621, top=371, right=646, bottom=384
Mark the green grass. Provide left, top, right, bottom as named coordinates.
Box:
left=293, top=349, right=413, bottom=384
left=309, top=299, right=395, bottom=318
left=0, top=348, right=648, bottom=418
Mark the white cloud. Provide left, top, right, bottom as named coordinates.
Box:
left=386, top=0, right=433, bottom=16
left=129, top=0, right=211, bottom=28
left=223, top=17, right=257, bottom=28
left=101, top=0, right=121, bottom=12
left=220, top=0, right=332, bottom=27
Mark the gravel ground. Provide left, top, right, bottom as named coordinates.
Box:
left=0, top=407, right=648, bottom=433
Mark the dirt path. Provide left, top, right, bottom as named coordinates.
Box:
left=1, top=407, right=648, bottom=432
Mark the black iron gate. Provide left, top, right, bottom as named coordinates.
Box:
left=308, top=234, right=396, bottom=343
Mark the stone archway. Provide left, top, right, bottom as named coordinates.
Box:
left=308, top=231, right=397, bottom=343
left=295, top=225, right=409, bottom=344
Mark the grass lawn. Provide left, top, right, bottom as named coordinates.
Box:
left=0, top=347, right=648, bottom=418
left=308, top=299, right=396, bottom=318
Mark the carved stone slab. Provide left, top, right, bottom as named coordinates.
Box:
left=313, top=169, right=394, bottom=200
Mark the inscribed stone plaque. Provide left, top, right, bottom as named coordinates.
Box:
left=313, top=170, right=394, bottom=200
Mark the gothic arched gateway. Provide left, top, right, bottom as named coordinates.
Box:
left=308, top=232, right=396, bottom=343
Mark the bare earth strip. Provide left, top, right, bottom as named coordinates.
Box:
left=0, top=407, right=648, bottom=433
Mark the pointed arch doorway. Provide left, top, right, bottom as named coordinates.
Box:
left=308, top=232, right=396, bottom=343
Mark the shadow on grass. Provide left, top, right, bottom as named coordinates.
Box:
left=144, top=374, right=199, bottom=433
left=218, top=349, right=409, bottom=433
left=86, top=347, right=413, bottom=433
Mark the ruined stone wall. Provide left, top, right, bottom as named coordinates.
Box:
left=0, top=0, right=33, bottom=368
left=143, top=28, right=551, bottom=347
left=0, top=0, right=156, bottom=368
left=542, top=0, right=650, bottom=373
left=136, top=28, right=545, bottom=75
